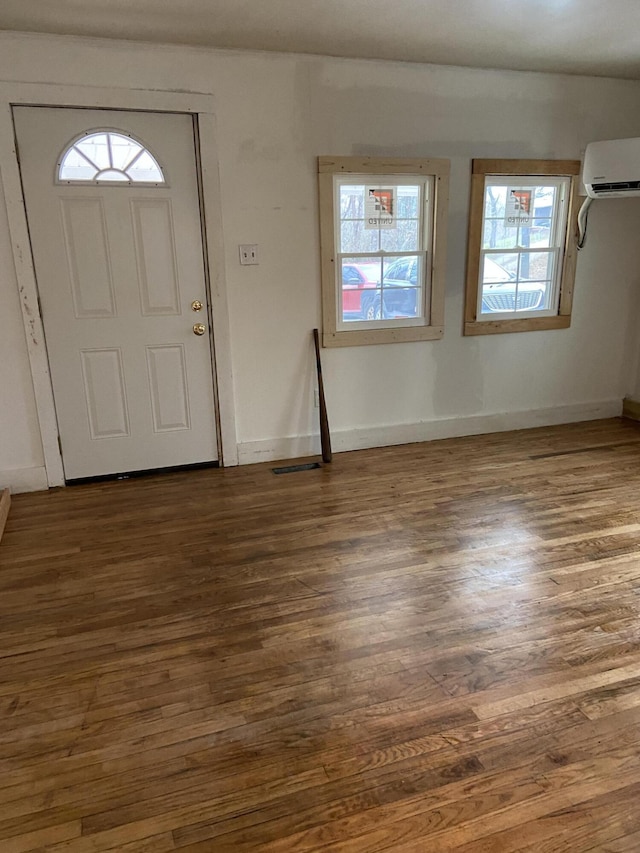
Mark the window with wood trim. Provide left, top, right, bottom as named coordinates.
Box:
left=464, top=159, right=580, bottom=336
left=57, top=130, right=165, bottom=185
left=318, top=157, right=450, bottom=347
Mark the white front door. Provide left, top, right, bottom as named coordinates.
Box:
left=13, top=107, right=218, bottom=480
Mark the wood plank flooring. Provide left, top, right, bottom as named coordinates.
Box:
left=2, top=418, right=640, bottom=851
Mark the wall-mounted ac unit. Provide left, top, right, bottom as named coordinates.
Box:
left=583, top=137, right=640, bottom=198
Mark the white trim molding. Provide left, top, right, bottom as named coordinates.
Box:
left=0, top=80, right=238, bottom=488
left=237, top=399, right=623, bottom=464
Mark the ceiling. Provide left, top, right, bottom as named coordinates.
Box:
left=2, top=0, right=640, bottom=80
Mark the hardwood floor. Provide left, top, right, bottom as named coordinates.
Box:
left=2, top=418, right=640, bottom=851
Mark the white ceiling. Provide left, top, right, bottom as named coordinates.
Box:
left=2, top=0, right=640, bottom=80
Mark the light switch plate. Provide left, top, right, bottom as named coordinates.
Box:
left=239, top=244, right=259, bottom=265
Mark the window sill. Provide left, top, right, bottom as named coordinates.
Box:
left=464, top=315, right=571, bottom=336
left=323, top=325, right=444, bottom=347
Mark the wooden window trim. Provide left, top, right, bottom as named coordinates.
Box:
left=464, top=158, right=581, bottom=337
left=318, top=156, right=450, bottom=348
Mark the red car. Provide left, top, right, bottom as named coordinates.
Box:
left=341, top=262, right=380, bottom=321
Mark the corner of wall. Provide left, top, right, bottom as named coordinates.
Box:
left=0, top=467, right=49, bottom=494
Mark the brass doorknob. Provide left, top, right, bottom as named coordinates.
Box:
left=191, top=300, right=203, bottom=312
left=193, top=323, right=206, bottom=336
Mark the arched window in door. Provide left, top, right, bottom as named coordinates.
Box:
left=57, top=130, right=165, bottom=185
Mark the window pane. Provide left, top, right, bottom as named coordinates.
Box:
left=483, top=183, right=564, bottom=315
left=480, top=253, right=554, bottom=315
left=110, top=135, right=143, bottom=170
left=532, top=187, right=557, bottom=221
left=340, top=221, right=379, bottom=253
left=484, top=186, right=507, bottom=218
left=339, top=183, right=422, bottom=253
left=59, top=132, right=165, bottom=184
left=98, top=169, right=128, bottom=182
left=340, top=257, right=382, bottom=323
left=482, top=220, right=518, bottom=250
left=519, top=252, right=554, bottom=281
left=529, top=219, right=553, bottom=248
left=381, top=255, right=422, bottom=318
left=59, top=147, right=98, bottom=181
left=126, top=150, right=163, bottom=182
left=482, top=282, right=548, bottom=314
left=396, top=185, right=420, bottom=219
left=341, top=255, right=423, bottom=322
left=520, top=251, right=554, bottom=282
left=480, top=254, right=518, bottom=314
left=516, top=282, right=549, bottom=312
left=380, top=286, right=420, bottom=318
left=486, top=184, right=558, bottom=226
left=380, top=219, right=419, bottom=252
left=483, top=253, right=518, bottom=281
left=340, top=185, right=366, bottom=220
left=481, top=286, right=514, bottom=314
left=76, top=134, right=110, bottom=169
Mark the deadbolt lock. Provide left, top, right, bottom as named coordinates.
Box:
left=191, top=300, right=203, bottom=312
left=193, top=323, right=206, bottom=336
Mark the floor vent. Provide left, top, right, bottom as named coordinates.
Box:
left=272, top=462, right=322, bottom=475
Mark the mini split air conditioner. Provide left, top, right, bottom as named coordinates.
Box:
left=583, top=137, right=640, bottom=198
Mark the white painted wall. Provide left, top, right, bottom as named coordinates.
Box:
left=2, top=32, right=640, bottom=489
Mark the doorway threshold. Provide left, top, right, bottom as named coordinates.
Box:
left=66, top=460, right=219, bottom=486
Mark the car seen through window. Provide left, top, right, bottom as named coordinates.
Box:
left=341, top=263, right=381, bottom=320
left=344, top=257, right=421, bottom=322
left=481, top=256, right=545, bottom=313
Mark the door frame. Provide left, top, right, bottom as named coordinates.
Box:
left=0, top=82, right=238, bottom=486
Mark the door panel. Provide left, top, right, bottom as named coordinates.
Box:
left=80, top=348, right=130, bottom=439
left=13, top=107, right=218, bottom=479
left=131, top=199, right=181, bottom=316
left=61, top=198, right=116, bottom=318
left=146, top=344, right=191, bottom=432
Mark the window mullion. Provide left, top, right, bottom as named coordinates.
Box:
left=550, top=246, right=562, bottom=306
left=336, top=251, right=425, bottom=259
left=483, top=247, right=556, bottom=255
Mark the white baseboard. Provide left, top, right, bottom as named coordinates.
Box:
left=2, top=400, right=622, bottom=484
left=237, top=398, right=623, bottom=465
left=0, top=466, right=49, bottom=493
left=238, top=435, right=320, bottom=465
